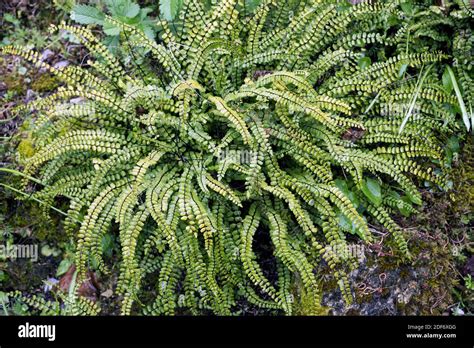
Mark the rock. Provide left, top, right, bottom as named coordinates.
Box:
left=70, top=97, right=85, bottom=104
left=396, top=281, right=419, bottom=305
left=25, top=89, right=36, bottom=103
left=101, top=289, right=113, bottom=298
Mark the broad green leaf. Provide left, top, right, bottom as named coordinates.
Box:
left=102, top=234, right=115, bottom=258
left=347, top=191, right=360, bottom=208
left=445, top=135, right=460, bottom=166
left=4, top=13, right=20, bottom=26
left=104, top=35, right=120, bottom=54
left=398, top=63, right=408, bottom=78
left=335, top=179, right=359, bottom=207
left=447, top=135, right=460, bottom=153
left=335, top=179, right=349, bottom=196
left=103, top=21, right=121, bottom=36
left=338, top=211, right=365, bottom=239
left=388, top=190, right=401, bottom=200
left=400, top=1, right=414, bottom=15
left=337, top=1, right=352, bottom=12
left=13, top=301, right=28, bottom=315
left=138, top=23, right=155, bottom=40
left=338, top=211, right=353, bottom=232
left=124, top=3, right=140, bottom=18
left=107, top=0, right=140, bottom=18
left=0, top=291, right=8, bottom=303
left=406, top=189, right=422, bottom=205
left=140, top=7, right=153, bottom=19
left=56, top=259, right=73, bottom=277
left=442, top=67, right=453, bottom=94
left=245, top=0, right=263, bottom=12
left=71, top=5, right=105, bottom=25
left=361, top=178, right=382, bottom=206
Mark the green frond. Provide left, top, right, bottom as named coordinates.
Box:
left=3, top=0, right=457, bottom=316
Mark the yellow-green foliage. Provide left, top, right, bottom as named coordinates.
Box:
left=1, top=0, right=455, bottom=315
left=17, top=138, right=35, bottom=159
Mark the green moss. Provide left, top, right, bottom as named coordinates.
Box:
left=7, top=201, right=67, bottom=243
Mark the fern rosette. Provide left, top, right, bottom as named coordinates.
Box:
left=1, top=0, right=456, bottom=315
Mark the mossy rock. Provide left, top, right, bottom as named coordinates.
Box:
left=17, top=138, right=35, bottom=158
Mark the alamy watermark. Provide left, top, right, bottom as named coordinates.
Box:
left=380, top=103, right=421, bottom=118
left=0, top=244, right=38, bottom=262
left=325, top=243, right=366, bottom=262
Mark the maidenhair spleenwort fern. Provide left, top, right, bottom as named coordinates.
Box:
left=1, top=0, right=456, bottom=315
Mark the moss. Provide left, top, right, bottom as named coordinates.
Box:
left=7, top=201, right=67, bottom=243
left=4, top=256, right=60, bottom=293
left=17, top=138, right=35, bottom=158
left=354, top=291, right=369, bottom=305
left=2, top=174, right=68, bottom=244
left=402, top=239, right=455, bottom=314
left=296, top=287, right=330, bottom=315
left=2, top=74, right=25, bottom=94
